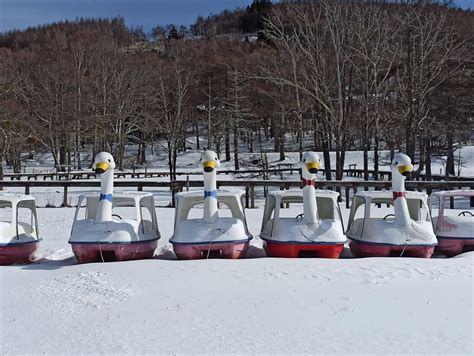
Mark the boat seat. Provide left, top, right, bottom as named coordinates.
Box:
left=316, top=197, right=335, bottom=219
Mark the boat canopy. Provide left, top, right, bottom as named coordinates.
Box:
left=0, top=194, right=39, bottom=244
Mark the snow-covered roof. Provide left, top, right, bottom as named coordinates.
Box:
left=79, top=191, right=153, bottom=200
left=0, top=194, right=36, bottom=204
left=268, top=190, right=339, bottom=200
left=176, top=189, right=245, bottom=199
left=355, top=191, right=427, bottom=200
left=430, top=189, right=474, bottom=198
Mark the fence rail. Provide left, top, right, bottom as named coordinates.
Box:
left=3, top=166, right=472, bottom=182
left=0, top=179, right=473, bottom=209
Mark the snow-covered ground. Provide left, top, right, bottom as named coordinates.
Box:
left=8, top=145, right=474, bottom=177
left=1, top=144, right=473, bottom=354
left=1, top=205, right=473, bottom=354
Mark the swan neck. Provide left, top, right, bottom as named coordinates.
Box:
left=96, top=169, right=113, bottom=223
left=203, top=171, right=218, bottom=223
left=392, top=173, right=410, bottom=226
left=302, top=172, right=318, bottom=224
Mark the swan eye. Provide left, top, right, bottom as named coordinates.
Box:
left=215, top=157, right=218, bottom=160
left=108, top=159, right=111, bottom=162
left=395, top=161, right=398, bottom=165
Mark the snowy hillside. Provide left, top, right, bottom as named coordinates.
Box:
left=9, top=145, right=474, bottom=177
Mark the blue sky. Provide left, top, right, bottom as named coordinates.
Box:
left=0, top=0, right=472, bottom=33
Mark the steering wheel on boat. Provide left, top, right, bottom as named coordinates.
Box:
left=296, top=213, right=304, bottom=220
left=458, top=211, right=473, bottom=217
left=112, top=214, right=123, bottom=220
left=383, top=214, right=396, bottom=222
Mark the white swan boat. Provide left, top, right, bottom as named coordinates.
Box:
left=69, top=152, right=160, bottom=262
left=347, top=153, right=437, bottom=258
left=170, top=150, right=252, bottom=259
left=260, top=152, right=346, bottom=258
left=429, top=190, right=474, bottom=256
left=0, top=194, right=40, bottom=265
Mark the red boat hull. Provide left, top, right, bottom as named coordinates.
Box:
left=173, top=241, right=250, bottom=260
left=0, top=242, right=40, bottom=265
left=71, top=240, right=158, bottom=263
left=436, top=238, right=474, bottom=257
left=349, top=240, right=434, bottom=258
left=264, top=241, right=344, bottom=258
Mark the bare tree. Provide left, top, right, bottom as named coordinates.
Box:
left=147, top=54, right=191, bottom=180
left=395, top=6, right=466, bottom=174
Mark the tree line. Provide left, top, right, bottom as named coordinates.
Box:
left=0, top=0, right=472, bottom=181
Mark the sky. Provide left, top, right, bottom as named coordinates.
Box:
left=0, top=0, right=472, bottom=33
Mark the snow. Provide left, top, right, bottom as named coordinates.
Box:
left=1, top=146, right=473, bottom=354
left=7, top=145, right=474, bottom=177
left=1, top=204, right=473, bottom=354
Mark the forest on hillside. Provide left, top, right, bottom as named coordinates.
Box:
left=0, top=0, right=472, bottom=181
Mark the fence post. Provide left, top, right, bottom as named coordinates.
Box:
left=171, top=182, right=176, bottom=208
left=245, top=185, right=249, bottom=209
left=345, top=186, right=350, bottom=209
left=250, top=184, right=255, bottom=209
left=63, top=186, right=68, bottom=207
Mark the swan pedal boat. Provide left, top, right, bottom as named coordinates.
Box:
left=69, top=192, right=160, bottom=263
left=170, top=190, right=252, bottom=259
left=260, top=190, right=346, bottom=258
left=0, top=194, right=40, bottom=265
left=429, top=190, right=474, bottom=256
left=347, top=191, right=437, bottom=258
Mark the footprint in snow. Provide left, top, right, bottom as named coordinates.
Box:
left=24, top=271, right=133, bottom=314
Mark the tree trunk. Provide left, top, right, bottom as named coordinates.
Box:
left=233, top=124, right=239, bottom=171
left=225, top=126, right=231, bottom=161
left=416, top=134, right=426, bottom=179
left=446, top=131, right=455, bottom=177
left=216, top=138, right=221, bottom=158
left=425, top=136, right=432, bottom=181
left=322, top=120, right=332, bottom=180
left=59, top=141, right=67, bottom=171
left=279, top=131, right=285, bottom=161
left=336, top=148, right=345, bottom=181
left=207, top=78, right=212, bottom=150
left=363, top=138, right=370, bottom=184
left=172, top=143, right=178, bottom=181
left=195, top=122, right=200, bottom=150
left=167, top=140, right=173, bottom=180
left=374, top=129, right=380, bottom=181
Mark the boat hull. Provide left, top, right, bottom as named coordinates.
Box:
left=436, top=237, right=474, bottom=257
left=264, top=240, right=344, bottom=258
left=172, top=241, right=250, bottom=260
left=349, top=240, right=434, bottom=258
left=71, top=240, right=158, bottom=263
left=0, top=241, right=40, bottom=265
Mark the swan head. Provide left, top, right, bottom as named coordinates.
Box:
left=301, top=151, right=321, bottom=175
left=93, top=152, right=115, bottom=174
left=201, top=150, right=220, bottom=173
left=391, top=153, right=413, bottom=179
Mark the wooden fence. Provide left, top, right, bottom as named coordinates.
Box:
left=0, top=179, right=472, bottom=209
left=3, top=165, right=472, bottom=182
